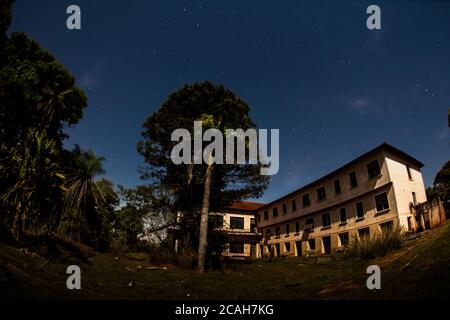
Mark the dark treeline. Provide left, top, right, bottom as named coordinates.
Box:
left=0, top=1, right=269, bottom=271
left=0, top=1, right=153, bottom=253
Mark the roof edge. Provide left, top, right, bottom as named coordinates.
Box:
left=256, top=142, right=424, bottom=212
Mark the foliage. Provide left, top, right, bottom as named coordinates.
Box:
left=0, top=128, right=65, bottom=241
left=0, top=32, right=87, bottom=147
left=0, top=0, right=14, bottom=45
left=113, top=185, right=175, bottom=249
left=0, top=6, right=90, bottom=246
left=92, top=179, right=119, bottom=251
left=113, top=204, right=145, bottom=248
left=343, top=227, right=404, bottom=259
left=138, top=81, right=269, bottom=250
left=433, top=160, right=450, bottom=205
left=60, top=145, right=111, bottom=248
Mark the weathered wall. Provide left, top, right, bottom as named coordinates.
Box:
left=384, top=151, right=427, bottom=231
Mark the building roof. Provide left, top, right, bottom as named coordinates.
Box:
left=256, top=142, right=424, bottom=212
left=225, top=201, right=266, bottom=212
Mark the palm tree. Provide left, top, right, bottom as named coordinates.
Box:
left=37, top=88, right=71, bottom=130
left=60, top=145, right=105, bottom=242
left=0, top=128, right=64, bottom=242
left=37, top=84, right=86, bottom=144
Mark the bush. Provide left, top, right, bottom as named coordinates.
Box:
left=144, top=241, right=197, bottom=269
left=19, top=232, right=93, bottom=264
left=0, top=219, right=15, bottom=245
left=343, top=227, right=404, bottom=259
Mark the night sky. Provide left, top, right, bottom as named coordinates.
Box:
left=9, top=0, right=450, bottom=203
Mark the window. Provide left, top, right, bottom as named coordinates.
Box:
left=295, top=221, right=300, bottom=233
left=292, top=199, right=297, bottom=212
left=339, top=233, right=349, bottom=246
left=275, top=227, right=281, bottom=236
left=209, top=215, right=223, bottom=229
left=229, top=241, right=244, bottom=253
left=285, top=224, right=290, bottom=235
left=284, top=242, right=290, bottom=253
left=334, top=179, right=341, bottom=194
left=305, top=217, right=314, bottom=230
left=412, top=192, right=417, bottom=205
left=339, top=208, right=347, bottom=223
left=374, top=192, right=389, bottom=212
left=250, top=218, right=256, bottom=232
left=321, top=213, right=331, bottom=227
left=367, top=160, right=381, bottom=179
left=380, top=220, right=393, bottom=233
left=273, top=207, right=278, bottom=218
left=230, top=217, right=244, bottom=229
left=282, top=203, right=287, bottom=215
left=358, top=227, right=370, bottom=240
left=406, top=165, right=412, bottom=180
left=264, top=210, right=268, bottom=220
left=302, top=194, right=311, bottom=207
left=317, top=187, right=326, bottom=202
left=257, top=214, right=261, bottom=222
left=349, top=171, right=358, bottom=188
left=308, top=239, right=316, bottom=250
left=356, top=201, right=365, bottom=218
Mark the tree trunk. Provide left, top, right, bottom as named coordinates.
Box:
left=13, top=206, right=23, bottom=243
left=197, top=158, right=213, bottom=273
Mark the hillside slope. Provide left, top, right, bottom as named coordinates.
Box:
left=1, top=222, right=449, bottom=299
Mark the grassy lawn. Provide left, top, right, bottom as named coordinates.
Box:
left=1, top=221, right=450, bottom=299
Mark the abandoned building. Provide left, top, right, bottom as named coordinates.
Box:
left=209, top=201, right=265, bottom=258
left=168, top=201, right=266, bottom=258
left=169, top=142, right=446, bottom=259
left=254, top=142, right=446, bottom=258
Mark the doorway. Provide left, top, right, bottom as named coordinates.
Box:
left=322, top=236, right=331, bottom=254
left=250, top=243, right=256, bottom=257
left=295, top=241, right=302, bottom=257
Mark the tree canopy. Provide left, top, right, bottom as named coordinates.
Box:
left=0, top=32, right=87, bottom=147
left=433, top=160, right=450, bottom=207
left=138, top=81, right=269, bottom=247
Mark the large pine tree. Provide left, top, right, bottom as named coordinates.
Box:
left=138, top=81, right=269, bottom=269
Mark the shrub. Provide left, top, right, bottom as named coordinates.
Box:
left=0, top=219, right=15, bottom=245
left=20, top=232, right=93, bottom=264
left=343, top=227, right=404, bottom=259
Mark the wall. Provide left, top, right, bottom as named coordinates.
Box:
left=257, top=150, right=391, bottom=229
left=211, top=210, right=256, bottom=257
left=257, top=184, right=399, bottom=257
left=384, top=151, right=427, bottom=231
